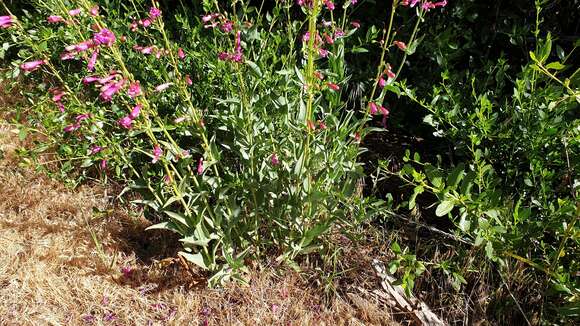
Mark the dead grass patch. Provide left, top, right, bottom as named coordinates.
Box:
left=0, top=124, right=399, bottom=325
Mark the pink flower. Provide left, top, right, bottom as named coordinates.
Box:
left=87, top=49, right=98, bottom=71
left=90, top=6, right=99, bottom=16
left=369, top=102, right=378, bottom=115
left=323, top=33, right=334, bottom=45
left=0, top=15, right=14, bottom=28
left=218, top=52, right=230, bottom=61
left=384, top=64, right=396, bottom=80
left=334, top=29, right=345, bottom=38
left=378, top=76, right=387, bottom=88
left=220, top=20, right=233, bottom=33
left=323, top=0, right=335, bottom=10
left=380, top=105, right=390, bottom=128
left=99, top=79, right=125, bottom=102
left=51, top=89, right=66, bottom=102
left=318, top=48, right=329, bottom=57
left=63, top=123, right=80, bottom=132
left=68, top=8, right=82, bottom=16
left=302, top=32, right=310, bottom=43
left=47, top=15, right=64, bottom=23
left=393, top=41, right=407, bottom=51
left=56, top=102, right=65, bottom=113
left=129, top=104, right=141, bottom=119
left=155, top=83, right=173, bottom=92
left=121, top=266, right=133, bottom=277
left=178, top=48, right=186, bottom=60
left=185, top=75, right=193, bottom=86
left=100, top=159, right=107, bottom=170
left=75, top=113, right=90, bottom=123
left=152, top=145, right=163, bottom=163
left=20, top=59, right=46, bottom=72
left=327, top=82, right=340, bottom=91
left=351, top=20, right=360, bottom=28
left=118, top=116, right=133, bottom=129
left=82, top=75, right=100, bottom=84
left=90, top=146, right=103, bottom=155
left=140, top=18, right=152, bottom=28
left=270, top=153, right=279, bottom=166
left=197, top=158, right=204, bottom=175
left=434, top=0, right=448, bottom=8
left=318, top=120, right=327, bottom=130
left=127, top=81, right=142, bottom=98
left=93, top=28, right=116, bottom=47
left=149, top=7, right=161, bottom=19
left=354, top=132, right=361, bottom=143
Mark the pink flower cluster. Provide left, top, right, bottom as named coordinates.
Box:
left=0, top=15, right=14, bottom=28
left=63, top=113, right=91, bottom=132
left=60, top=28, right=116, bottom=71
left=129, top=7, right=162, bottom=31
left=118, top=104, right=141, bottom=129
left=50, top=88, right=66, bottom=112
left=401, top=0, right=447, bottom=11
left=378, top=64, right=396, bottom=88
left=201, top=13, right=234, bottom=32
left=369, top=102, right=391, bottom=128
left=83, top=71, right=127, bottom=102
left=20, top=59, right=47, bottom=72
left=218, top=30, right=244, bottom=63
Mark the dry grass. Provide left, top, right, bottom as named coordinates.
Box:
left=0, top=124, right=398, bottom=326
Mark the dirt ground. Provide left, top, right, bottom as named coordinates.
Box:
left=0, top=124, right=398, bottom=325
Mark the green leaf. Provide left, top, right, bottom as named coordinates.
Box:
left=391, top=241, right=402, bottom=254
left=179, top=251, right=208, bottom=269
left=435, top=200, right=454, bottom=217
left=545, top=61, right=565, bottom=70
left=447, top=164, right=465, bottom=188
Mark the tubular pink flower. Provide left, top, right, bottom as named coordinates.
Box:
left=351, top=20, right=360, bottom=28
left=220, top=20, right=233, bottom=33
left=83, top=75, right=100, bottom=84
left=47, top=15, right=64, bottom=23
left=68, top=8, right=82, bottom=16
left=99, top=79, right=125, bottom=102
left=140, top=18, right=152, bottom=28
left=185, top=75, right=193, bottom=86
left=90, top=6, right=99, bottom=16
left=218, top=52, right=230, bottom=61
left=129, top=104, right=141, bottom=119
left=378, top=76, right=387, bottom=88
left=51, top=89, right=66, bottom=103
left=323, top=33, right=334, bottom=45
left=149, top=7, right=161, bottom=19
left=270, top=153, right=280, bottom=166
left=118, top=116, right=133, bottom=129
left=127, top=81, right=141, bottom=98
left=63, top=123, right=80, bottom=132
left=155, top=83, right=173, bottom=92
left=318, top=48, right=329, bottom=58
left=0, top=15, right=14, bottom=28
left=152, top=145, right=163, bottom=163
left=20, top=59, right=46, bottom=72
left=93, top=28, right=116, bottom=47
left=87, top=49, right=98, bottom=71
left=393, top=41, right=407, bottom=51
left=369, top=102, right=378, bottom=115
left=75, top=113, right=90, bottom=123
left=100, top=159, right=107, bottom=169
left=197, top=158, right=204, bottom=175
left=178, top=48, right=186, bottom=60
left=323, top=0, right=335, bottom=10
left=90, top=146, right=103, bottom=155
left=327, top=82, right=340, bottom=91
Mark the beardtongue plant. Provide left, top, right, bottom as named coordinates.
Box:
left=1, top=0, right=444, bottom=284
